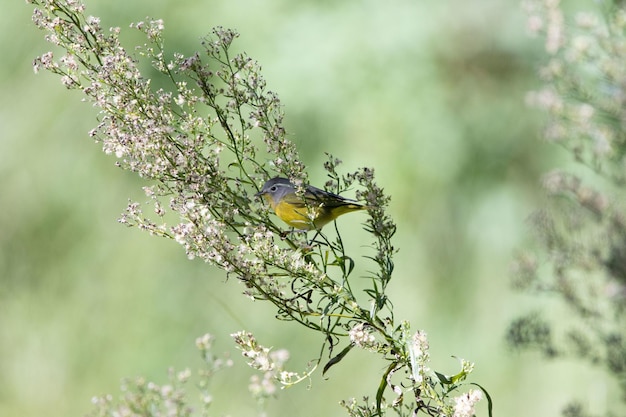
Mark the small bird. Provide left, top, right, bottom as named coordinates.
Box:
left=255, top=177, right=367, bottom=230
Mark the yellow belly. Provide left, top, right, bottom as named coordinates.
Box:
left=273, top=201, right=364, bottom=230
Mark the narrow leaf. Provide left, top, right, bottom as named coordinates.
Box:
left=469, top=383, right=494, bottom=417
left=322, top=344, right=353, bottom=376
left=376, top=361, right=398, bottom=414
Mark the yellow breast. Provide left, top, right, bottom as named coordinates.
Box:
left=274, top=200, right=317, bottom=230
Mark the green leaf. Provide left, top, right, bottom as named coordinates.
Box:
left=329, top=255, right=355, bottom=277
left=322, top=344, right=353, bottom=376
left=450, top=369, right=468, bottom=384
left=343, top=256, right=355, bottom=276
left=435, top=371, right=452, bottom=384
left=469, top=383, right=494, bottom=417
left=376, top=361, right=398, bottom=414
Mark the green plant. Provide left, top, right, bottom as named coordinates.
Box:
left=30, top=0, right=490, bottom=415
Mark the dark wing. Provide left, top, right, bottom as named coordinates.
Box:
left=304, top=184, right=358, bottom=208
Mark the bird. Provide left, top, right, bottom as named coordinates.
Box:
left=255, top=177, right=367, bottom=230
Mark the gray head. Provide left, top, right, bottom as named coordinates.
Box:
left=255, top=177, right=296, bottom=207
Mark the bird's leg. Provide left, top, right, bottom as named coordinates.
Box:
left=280, top=228, right=307, bottom=240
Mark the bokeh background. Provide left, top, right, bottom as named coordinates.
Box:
left=1, top=0, right=618, bottom=416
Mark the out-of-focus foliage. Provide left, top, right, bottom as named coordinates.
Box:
left=2, top=0, right=617, bottom=416
left=510, top=1, right=626, bottom=415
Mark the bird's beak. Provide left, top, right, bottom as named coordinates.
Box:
left=254, top=190, right=264, bottom=198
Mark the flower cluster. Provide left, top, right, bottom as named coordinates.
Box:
left=349, top=323, right=378, bottom=350
left=231, top=331, right=307, bottom=397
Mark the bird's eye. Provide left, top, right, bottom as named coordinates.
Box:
left=269, top=185, right=278, bottom=192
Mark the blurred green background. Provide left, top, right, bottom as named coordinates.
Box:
left=1, top=0, right=618, bottom=416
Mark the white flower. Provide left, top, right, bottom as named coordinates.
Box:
left=349, top=323, right=376, bottom=348
left=453, top=389, right=483, bottom=417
